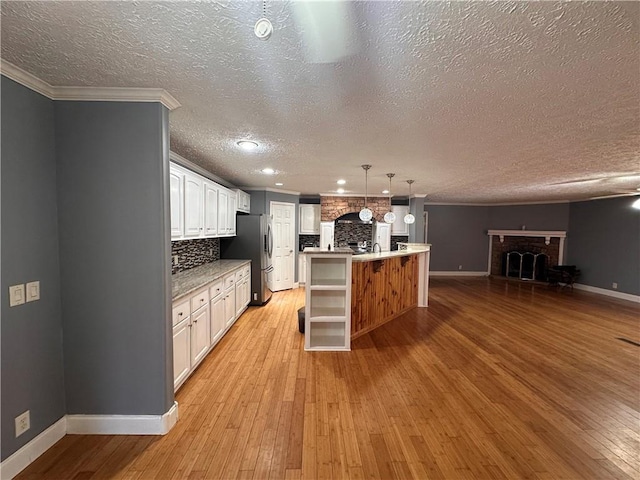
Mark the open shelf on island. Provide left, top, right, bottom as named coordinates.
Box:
left=310, top=258, right=347, bottom=286
left=308, top=322, right=347, bottom=349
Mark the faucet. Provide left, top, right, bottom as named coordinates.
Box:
left=372, top=242, right=381, bottom=253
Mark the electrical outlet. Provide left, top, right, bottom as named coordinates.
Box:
left=458, top=265, right=463, bottom=270
left=15, top=410, right=30, bottom=437
left=209, top=249, right=213, bottom=256
left=26, top=281, right=40, bottom=302
left=612, top=282, right=618, bottom=290
left=173, top=255, right=179, bottom=265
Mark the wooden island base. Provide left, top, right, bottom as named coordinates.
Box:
left=351, top=245, right=430, bottom=339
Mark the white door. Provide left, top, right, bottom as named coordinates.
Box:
left=173, top=317, right=191, bottom=390
left=203, top=182, right=218, bottom=236
left=210, top=295, right=225, bottom=344
left=228, top=192, right=237, bottom=235
left=320, top=222, right=335, bottom=250
left=299, top=204, right=320, bottom=234
left=190, top=305, right=210, bottom=367
left=218, top=188, right=229, bottom=235
left=184, top=173, right=203, bottom=237
left=169, top=166, right=184, bottom=239
left=270, top=201, right=296, bottom=291
left=374, top=222, right=391, bottom=252
left=224, top=287, right=236, bottom=328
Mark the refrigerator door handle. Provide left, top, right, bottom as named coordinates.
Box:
left=267, top=224, right=274, bottom=258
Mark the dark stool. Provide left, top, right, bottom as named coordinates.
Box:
left=548, top=265, right=581, bottom=290
left=297, top=307, right=305, bottom=333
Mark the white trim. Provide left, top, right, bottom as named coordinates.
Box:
left=66, top=401, right=179, bottom=435
left=573, top=284, right=640, bottom=303
left=425, top=200, right=571, bottom=206
left=293, top=282, right=300, bottom=289
left=487, top=229, right=567, bottom=239
left=170, top=152, right=235, bottom=189
left=247, top=187, right=301, bottom=196
left=0, top=417, right=66, bottom=480
left=0, top=59, right=181, bottom=110
left=0, top=59, right=55, bottom=98
left=430, top=271, right=489, bottom=277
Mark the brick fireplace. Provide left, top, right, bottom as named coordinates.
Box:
left=321, top=196, right=390, bottom=222
left=487, top=230, right=567, bottom=279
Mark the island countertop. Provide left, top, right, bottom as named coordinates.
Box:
left=172, top=259, right=250, bottom=301
left=351, top=244, right=430, bottom=262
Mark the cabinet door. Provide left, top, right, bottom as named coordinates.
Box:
left=320, top=222, right=335, bottom=249
left=298, top=255, right=306, bottom=285
left=173, top=318, right=191, bottom=390
left=375, top=223, right=391, bottom=252
left=228, top=192, right=237, bottom=235
left=169, top=167, right=184, bottom=239
left=218, top=188, right=229, bottom=235
left=235, top=280, right=244, bottom=317
left=184, top=173, right=203, bottom=237
left=299, top=205, right=320, bottom=234
left=211, top=295, right=225, bottom=344
left=203, top=182, right=218, bottom=236
left=190, top=304, right=210, bottom=367
left=391, top=206, right=410, bottom=236
left=224, top=288, right=236, bottom=328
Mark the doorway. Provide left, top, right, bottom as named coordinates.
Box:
left=270, top=201, right=296, bottom=291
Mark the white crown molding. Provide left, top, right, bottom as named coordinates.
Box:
left=170, top=151, right=236, bottom=189
left=487, top=229, right=566, bottom=238
left=0, top=58, right=55, bottom=98
left=246, top=187, right=302, bottom=196
left=573, top=284, right=640, bottom=303
left=1, top=59, right=180, bottom=110
left=424, top=200, right=571, bottom=206
left=0, top=416, right=67, bottom=480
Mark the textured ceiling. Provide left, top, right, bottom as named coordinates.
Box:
left=2, top=1, right=639, bottom=203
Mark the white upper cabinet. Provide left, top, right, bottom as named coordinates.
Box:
left=228, top=191, right=237, bottom=236
left=235, top=189, right=251, bottom=213
left=203, top=181, right=218, bottom=236
left=390, top=206, right=410, bottom=236
left=218, top=187, right=229, bottom=235
left=169, top=166, right=184, bottom=239
left=299, top=204, right=321, bottom=234
left=184, top=173, right=203, bottom=237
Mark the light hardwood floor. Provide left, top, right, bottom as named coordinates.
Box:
left=16, top=278, right=640, bottom=479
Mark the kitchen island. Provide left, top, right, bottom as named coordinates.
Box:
left=351, top=243, right=430, bottom=339
left=302, top=244, right=430, bottom=348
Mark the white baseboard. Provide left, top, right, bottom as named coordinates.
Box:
left=573, top=284, right=640, bottom=303
left=430, top=271, right=489, bottom=277
left=67, top=401, right=179, bottom=435
left=0, top=416, right=67, bottom=480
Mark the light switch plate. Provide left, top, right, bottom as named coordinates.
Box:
left=9, top=284, right=25, bottom=307
left=26, top=281, right=40, bottom=302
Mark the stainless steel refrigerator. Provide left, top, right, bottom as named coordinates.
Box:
left=220, top=214, right=273, bottom=305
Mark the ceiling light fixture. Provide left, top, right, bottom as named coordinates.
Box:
left=275, top=182, right=283, bottom=186
left=382, top=190, right=389, bottom=194
left=337, top=188, right=345, bottom=194
left=359, top=165, right=373, bottom=222
left=337, top=179, right=346, bottom=185
left=404, top=180, right=415, bottom=224
left=254, top=1, right=273, bottom=40
left=632, top=197, right=640, bottom=210
left=384, top=173, right=396, bottom=224
left=261, top=167, right=275, bottom=175
left=237, top=140, right=259, bottom=150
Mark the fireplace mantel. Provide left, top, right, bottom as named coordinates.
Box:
left=487, top=230, right=567, bottom=273
left=487, top=230, right=566, bottom=245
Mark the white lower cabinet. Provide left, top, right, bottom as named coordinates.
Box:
left=172, top=262, right=251, bottom=391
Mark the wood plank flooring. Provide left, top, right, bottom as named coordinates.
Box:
left=16, top=277, right=640, bottom=479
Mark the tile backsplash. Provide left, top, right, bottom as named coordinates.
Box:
left=172, top=238, right=220, bottom=274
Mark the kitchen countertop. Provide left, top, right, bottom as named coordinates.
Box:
left=172, top=259, right=251, bottom=301
left=302, top=247, right=354, bottom=255
left=351, top=245, right=430, bottom=262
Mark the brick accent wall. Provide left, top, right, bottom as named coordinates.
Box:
left=490, top=236, right=560, bottom=276
left=321, top=196, right=390, bottom=222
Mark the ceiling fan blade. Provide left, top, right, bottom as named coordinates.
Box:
left=291, top=0, right=359, bottom=63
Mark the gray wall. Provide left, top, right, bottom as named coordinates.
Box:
left=1, top=78, right=66, bottom=460
left=568, top=197, right=640, bottom=295
left=425, top=205, right=490, bottom=272
left=55, top=101, right=173, bottom=415
left=488, top=203, right=570, bottom=230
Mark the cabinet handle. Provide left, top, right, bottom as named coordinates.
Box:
left=178, top=312, right=183, bottom=316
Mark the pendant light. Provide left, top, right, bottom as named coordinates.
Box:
left=359, top=164, right=373, bottom=222
left=404, top=180, right=415, bottom=224
left=383, top=173, right=396, bottom=223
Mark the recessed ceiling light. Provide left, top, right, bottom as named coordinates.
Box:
left=261, top=167, right=275, bottom=175
left=337, top=179, right=346, bottom=185
left=237, top=140, right=259, bottom=151
left=275, top=182, right=283, bottom=186
left=337, top=188, right=345, bottom=194
left=382, top=190, right=389, bottom=194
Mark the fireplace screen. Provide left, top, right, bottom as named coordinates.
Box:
left=503, top=251, right=548, bottom=281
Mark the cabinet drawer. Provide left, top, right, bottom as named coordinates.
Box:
left=190, top=289, right=210, bottom=311
left=235, top=269, right=244, bottom=283
left=224, top=273, right=236, bottom=290
left=209, top=280, right=224, bottom=299
left=243, top=266, right=250, bottom=277
left=172, top=300, right=190, bottom=326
